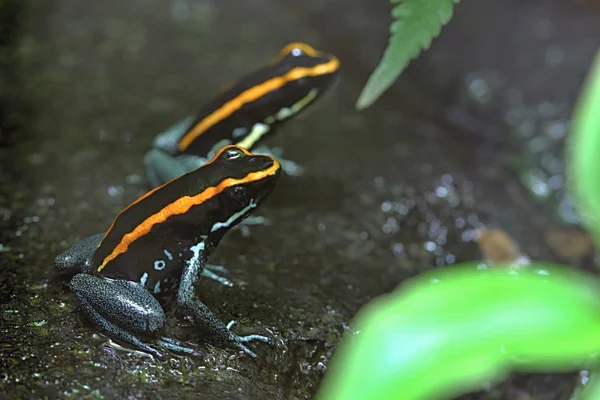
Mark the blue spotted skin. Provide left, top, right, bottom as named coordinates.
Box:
left=54, top=146, right=280, bottom=359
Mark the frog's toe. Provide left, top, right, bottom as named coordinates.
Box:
left=232, top=334, right=271, bottom=358
left=202, top=265, right=233, bottom=287
left=238, top=334, right=272, bottom=344
left=236, top=343, right=258, bottom=358
left=227, top=320, right=272, bottom=346
left=157, top=337, right=202, bottom=357
left=204, top=264, right=229, bottom=274
left=279, top=159, right=304, bottom=177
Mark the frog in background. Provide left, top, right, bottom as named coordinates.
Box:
left=144, top=42, right=341, bottom=188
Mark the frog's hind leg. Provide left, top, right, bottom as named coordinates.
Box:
left=54, top=233, right=105, bottom=275
left=144, top=150, right=189, bottom=189
left=70, top=274, right=167, bottom=359
left=144, top=151, right=207, bottom=189
left=152, top=115, right=195, bottom=152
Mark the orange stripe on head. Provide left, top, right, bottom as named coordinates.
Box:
left=177, top=57, right=340, bottom=152
left=279, top=42, right=319, bottom=58
left=97, top=146, right=279, bottom=271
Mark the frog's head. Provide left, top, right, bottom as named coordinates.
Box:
left=203, top=145, right=281, bottom=227
left=276, top=42, right=340, bottom=73
left=274, top=42, right=340, bottom=93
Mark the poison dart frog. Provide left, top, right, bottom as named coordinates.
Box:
left=144, top=42, right=340, bottom=189
left=54, top=145, right=280, bottom=359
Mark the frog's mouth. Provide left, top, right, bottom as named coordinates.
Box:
left=210, top=198, right=259, bottom=233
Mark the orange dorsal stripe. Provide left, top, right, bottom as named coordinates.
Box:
left=97, top=160, right=279, bottom=272
left=177, top=57, right=340, bottom=152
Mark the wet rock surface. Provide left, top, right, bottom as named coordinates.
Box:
left=1, top=0, right=599, bottom=399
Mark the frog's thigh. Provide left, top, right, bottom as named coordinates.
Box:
left=54, top=233, right=105, bottom=275
left=152, top=115, right=195, bottom=152
left=71, top=274, right=165, bottom=336
left=143, top=149, right=190, bottom=188
left=175, top=154, right=208, bottom=172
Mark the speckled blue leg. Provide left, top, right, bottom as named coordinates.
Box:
left=144, top=115, right=206, bottom=188
left=177, top=243, right=272, bottom=358
left=54, top=233, right=105, bottom=275
left=252, top=145, right=304, bottom=176
left=152, top=115, right=195, bottom=152
left=144, top=150, right=205, bottom=189
left=70, top=273, right=167, bottom=359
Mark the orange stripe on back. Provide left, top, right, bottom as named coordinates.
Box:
left=97, top=149, right=279, bottom=272
left=177, top=57, right=340, bottom=152
left=99, top=146, right=251, bottom=248
left=98, top=181, right=170, bottom=249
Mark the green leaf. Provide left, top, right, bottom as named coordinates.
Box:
left=316, top=263, right=600, bottom=400
left=566, top=49, right=600, bottom=248
left=572, top=370, right=600, bottom=400
left=355, top=0, right=461, bottom=110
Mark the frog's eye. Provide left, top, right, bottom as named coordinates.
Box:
left=223, top=148, right=244, bottom=160
left=281, top=43, right=313, bottom=58
left=289, top=46, right=305, bottom=57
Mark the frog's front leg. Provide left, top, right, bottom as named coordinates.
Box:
left=177, top=243, right=271, bottom=358
left=143, top=150, right=207, bottom=189
left=69, top=273, right=169, bottom=359
left=251, top=145, right=304, bottom=177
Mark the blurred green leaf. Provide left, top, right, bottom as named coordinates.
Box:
left=355, top=0, right=461, bottom=110
left=316, top=263, right=600, bottom=400
left=567, top=49, right=600, bottom=248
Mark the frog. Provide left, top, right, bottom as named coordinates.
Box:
left=54, top=145, right=281, bottom=359
left=143, top=42, right=341, bottom=189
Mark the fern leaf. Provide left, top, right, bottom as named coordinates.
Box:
left=356, top=0, right=461, bottom=110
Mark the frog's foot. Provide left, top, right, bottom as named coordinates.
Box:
left=202, top=264, right=233, bottom=287
left=54, top=232, right=105, bottom=275
left=251, top=145, right=304, bottom=177
left=278, top=158, right=304, bottom=177
left=178, top=254, right=271, bottom=358
left=240, top=216, right=270, bottom=226
left=177, top=297, right=271, bottom=359
left=226, top=320, right=273, bottom=358
left=156, top=337, right=202, bottom=357
left=234, top=215, right=271, bottom=237
left=70, top=273, right=166, bottom=360
left=144, top=150, right=208, bottom=189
